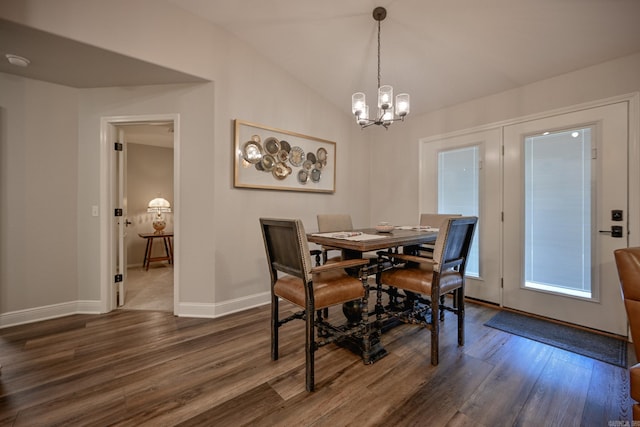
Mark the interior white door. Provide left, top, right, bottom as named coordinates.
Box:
left=114, top=128, right=127, bottom=307
left=420, top=128, right=502, bottom=303
left=503, top=102, right=629, bottom=335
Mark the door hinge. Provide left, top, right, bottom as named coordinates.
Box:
left=115, top=274, right=123, bottom=283
left=501, top=211, right=504, bottom=222
left=115, top=208, right=123, bottom=217
left=114, top=142, right=123, bottom=151
left=501, top=278, right=504, bottom=288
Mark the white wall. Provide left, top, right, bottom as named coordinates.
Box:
left=0, top=0, right=370, bottom=323
left=0, top=74, right=79, bottom=317
left=368, top=53, right=640, bottom=228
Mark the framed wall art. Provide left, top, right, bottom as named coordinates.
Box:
left=234, top=119, right=336, bottom=193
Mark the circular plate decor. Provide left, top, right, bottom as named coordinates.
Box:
left=264, top=137, right=280, bottom=155
left=277, top=149, right=289, bottom=163
left=316, top=147, right=327, bottom=162
left=306, top=152, right=317, bottom=164
left=303, top=159, right=314, bottom=170
left=272, top=162, right=292, bottom=180
left=310, top=168, right=321, bottom=183
left=261, top=154, right=276, bottom=171
left=289, top=146, right=304, bottom=167
left=242, top=141, right=263, bottom=164
left=280, top=140, right=291, bottom=153
left=298, top=169, right=309, bottom=184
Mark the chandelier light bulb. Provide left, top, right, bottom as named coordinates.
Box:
left=352, top=92, right=366, bottom=116
left=378, top=85, right=393, bottom=110
left=358, top=105, right=370, bottom=125
left=396, top=93, right=410, bottom=117
left=382, top=107, right=394, bottom=126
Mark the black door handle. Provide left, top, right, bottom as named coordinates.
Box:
left=599, top=226, right=623, bottom=237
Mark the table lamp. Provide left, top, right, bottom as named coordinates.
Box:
left=147, top=197, right=171, bottom=234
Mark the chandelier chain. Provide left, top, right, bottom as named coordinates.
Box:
left=377, top=19, right=381, bottom=90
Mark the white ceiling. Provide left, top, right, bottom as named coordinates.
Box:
left=167, top=0, right=640, bottom=116
left=2, top=1, right=640, bottom=117
left=0, top=18, right=207, bottom=88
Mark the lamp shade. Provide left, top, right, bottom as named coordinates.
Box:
left=352, top=92, right=366, bottom=116
left=378, top=85, right=393, bottom=110
left=396, top=93, right=410, bottom=117
left=147, top=197, right=171, bottom=213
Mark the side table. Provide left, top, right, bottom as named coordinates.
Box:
left=139, top=232, right=173, bottom=270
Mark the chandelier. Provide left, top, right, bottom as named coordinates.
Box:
left=351, top=7, right=410, bottom=129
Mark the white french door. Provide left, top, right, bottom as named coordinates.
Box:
left=420, top=128, right=502, bottom=303
left=503, top=102, right=629, bottom=335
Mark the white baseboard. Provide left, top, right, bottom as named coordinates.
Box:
left=177, top=291, right=271, bottom=318
left=0, top=300, right=102, bottom=329
left=0, top=292, right=271, bottom=328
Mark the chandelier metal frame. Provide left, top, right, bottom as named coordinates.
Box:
left=351, top=7, right=410, bottom=129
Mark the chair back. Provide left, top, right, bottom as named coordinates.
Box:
left=614, top=247, right=640, bottom=358
left=419, top=213, right=461, bottom=229
left=317, top=214, right=353, bottom=232
left=260, top=218, right=313, bottom=284
left=432, top=216, right=478, bottom=273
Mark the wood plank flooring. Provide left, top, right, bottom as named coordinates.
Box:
left=0, top=301, right=634, bottom=426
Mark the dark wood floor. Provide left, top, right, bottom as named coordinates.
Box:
left=0, top=300, right=633, bottom=426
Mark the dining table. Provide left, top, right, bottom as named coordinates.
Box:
left=309, top=226, right=437, bottom=261
left=307, top=226, right=439, bottom=363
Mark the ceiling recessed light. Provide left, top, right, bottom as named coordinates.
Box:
left=5, top=54, right=30, bottom=67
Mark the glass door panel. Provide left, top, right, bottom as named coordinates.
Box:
left=524, top=128, right=592, bottom=298
left=438, top=146, right=480, bottom=276
left=420, top=128, right=502, bottom=304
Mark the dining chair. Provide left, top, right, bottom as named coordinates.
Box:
left=614, top=247, right=640, bottom=422
left=376, top=216, right=478, bottom=365
left=259, top=218, right=370, bottom=392
left=316, top=214, right=354, bottom=263
left=417, top=213, right=462, bottom=258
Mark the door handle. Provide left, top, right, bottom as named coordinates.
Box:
left=125, top=219, right=132, bottom=227
left=599, top=225, right=623, bottom=237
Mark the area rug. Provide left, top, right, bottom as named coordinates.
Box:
left=485, top=310, right=627, bottom=368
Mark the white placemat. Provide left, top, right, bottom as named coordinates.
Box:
left=310, top=232, right=387, bottom=241
left=395, top=225, right=439, bottom=232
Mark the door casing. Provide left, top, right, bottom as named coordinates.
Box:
left=99, top=114, right=180, bottom=313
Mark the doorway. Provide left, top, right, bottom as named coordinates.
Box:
left=120, top=123, right=174, bottom=311
left=101, top=114, right=180, bottom=313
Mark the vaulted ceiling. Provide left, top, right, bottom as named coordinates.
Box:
left=168, top=0, right=640, bottom=116
left=2, top=0, right=640, bottom=117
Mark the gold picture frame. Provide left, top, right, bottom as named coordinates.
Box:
left=233, top=119, right=336, bottom=193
